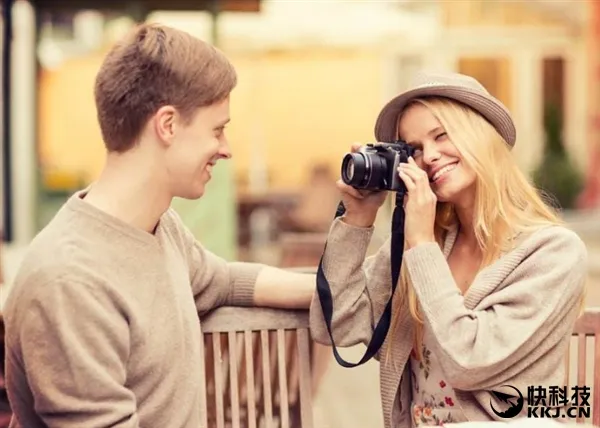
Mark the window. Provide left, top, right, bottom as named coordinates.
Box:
left=542, top=57, right=564, bottom=128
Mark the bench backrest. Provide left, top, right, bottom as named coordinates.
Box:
left=200, top=307, right=314, bottom=428
left=568, top=308, right=600, bottom=425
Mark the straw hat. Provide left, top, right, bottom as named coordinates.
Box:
left=374, top=71, right=517, bottom=147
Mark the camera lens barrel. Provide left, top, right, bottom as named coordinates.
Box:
left=341, top=152, right=369, bottom=187
left=341, top=142, right=412, bottom=192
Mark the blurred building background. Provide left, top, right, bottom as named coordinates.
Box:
left=1, top=1, right=599, bottom=427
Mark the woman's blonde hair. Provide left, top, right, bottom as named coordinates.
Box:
left=384, top=97, right=564, bottom=368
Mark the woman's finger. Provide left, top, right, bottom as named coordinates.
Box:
left=398, top=170, right=416, bottom=192
left=399, top=164, right=427, bottom=185
left=336, top=180, right=365, bottom=199
left=403, top=160, right=428, bottom=179
left=407, top=156, right=426, bottom=172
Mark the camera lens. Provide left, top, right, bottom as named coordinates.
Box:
left=346, top=162, right=354, bottom=179
left=341, top=152, right=368, bottom=187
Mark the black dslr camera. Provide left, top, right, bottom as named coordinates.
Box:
left=322, top=141, right=414, bottom=368
left=341, top=141, right=416, bottom=193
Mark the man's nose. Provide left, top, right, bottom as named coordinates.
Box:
left=219, top=139, right=232, bottom=159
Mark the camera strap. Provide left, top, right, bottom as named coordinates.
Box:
left=316, top=192, right=405, bottom=368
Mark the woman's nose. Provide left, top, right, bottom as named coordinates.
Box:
left=422, top=144, right=441, bottom=165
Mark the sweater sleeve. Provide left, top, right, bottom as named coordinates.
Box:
left=309, top=217, right=393, bottom=350
left=188, top=242, right=264, bottom=315
left=6, top=277, right=139, bottom=428
left=404, top=226, right=588, bottom=391
left=166, top=209, right=264, bottom=315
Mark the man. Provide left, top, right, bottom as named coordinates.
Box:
left=2, top=23, right=316, bottom=428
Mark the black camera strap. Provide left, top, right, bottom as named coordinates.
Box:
left=316, top=192, right=405, bottom=367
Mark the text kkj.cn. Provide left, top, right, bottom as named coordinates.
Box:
left=527, top=385, right=591, bottom=419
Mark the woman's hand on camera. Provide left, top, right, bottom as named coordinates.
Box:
left=337, top=143, right=388, bottom=228
left=397, top=157, right=437, bottom=248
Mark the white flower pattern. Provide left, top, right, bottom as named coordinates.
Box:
left=410, top=335, right=467, bottom=427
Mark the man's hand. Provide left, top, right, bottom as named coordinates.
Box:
left=252, top=267, right=315, bottom=309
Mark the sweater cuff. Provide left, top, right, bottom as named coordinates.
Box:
left=227, top=262, right=264, bottom=306
left=323, top=218, right=374, bottom=275
left=403, top=242, right=459, bottom=314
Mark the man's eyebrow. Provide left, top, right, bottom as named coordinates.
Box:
left=216, top=118, right=230, bottom=128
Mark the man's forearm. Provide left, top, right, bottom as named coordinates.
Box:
left=252, top=266, right=315, bottom=309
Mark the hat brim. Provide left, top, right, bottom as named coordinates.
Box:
left=374, top=85, right=516, bottom=147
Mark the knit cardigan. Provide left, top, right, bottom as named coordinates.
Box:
left=309, top=218, right=588, bottom=428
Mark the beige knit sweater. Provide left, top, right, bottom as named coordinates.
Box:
left=310, top=218, right=588, bottom=428
left=3, top=191, right=264, bottom=428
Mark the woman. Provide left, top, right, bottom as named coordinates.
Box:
left=309, top=71, right=588, bottom=428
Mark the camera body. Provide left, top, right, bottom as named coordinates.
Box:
left=341, top=141, right=416, bottom=193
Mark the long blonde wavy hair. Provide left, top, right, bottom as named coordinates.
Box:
left=384, top=97, right=566, bottom=368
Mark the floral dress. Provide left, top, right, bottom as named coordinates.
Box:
left=409, top=329, right=467, bottom=427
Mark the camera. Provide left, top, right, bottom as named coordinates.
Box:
left=341, top=141, right=416, bottom=193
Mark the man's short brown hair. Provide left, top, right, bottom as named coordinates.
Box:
left=94, top=23, right=237, bottom=152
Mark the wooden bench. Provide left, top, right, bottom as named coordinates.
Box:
left=201, top=307, right=314, bottom=428
left=1, top=306, right=596, bottom=427
left=567, top=307, right=600, bottom=425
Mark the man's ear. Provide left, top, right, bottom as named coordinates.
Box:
left=154, top=105, right=178, bottom=146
